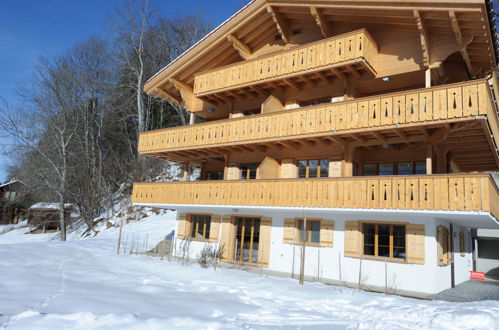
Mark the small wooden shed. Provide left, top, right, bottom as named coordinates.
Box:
left=27, top=203, right=73, bottom=233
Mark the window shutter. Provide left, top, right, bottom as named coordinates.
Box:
left=320, top=220, right=334, bottom=247
left=437, top=225, right=449, bottom=266
left=344, top=221, right=360, bottom=258
left=219, top=215, right=234, bottom=262
left=460, top=231, right=465, bottom=257
left=209, top=215, right=221, bottom=242
left=406, top=224, right=425, bottom=264
left=258, top=217, right=272, bottom=267
left=283, top=218, right=297, bottom=244
left=177, top=213, right=188, bottom=239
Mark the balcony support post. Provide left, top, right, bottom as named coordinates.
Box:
left=342, top=144, right=355, bottom=177
left=425, top=68, right=432, bottom=88
left=426, top=144, right=433, bottom=174
left=182, top=163, right=190, bottom=181
left=189, top=112, right=196, bottom=125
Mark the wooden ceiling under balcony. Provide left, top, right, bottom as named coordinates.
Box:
left=144, top=0, right=497, bottom=113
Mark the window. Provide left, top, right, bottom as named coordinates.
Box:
left=297, top=219, right=321, bottom=244
left=240, top=163, right=258, bottom=180
left=363, top=161, right=426, bottom=176
left=298, top=159, right=329, bottom=178
left=206, top=170, right=223, bottom=181
left=190, top=214, right=211, bottom=240
left=363, top=223, right=406, bottom=259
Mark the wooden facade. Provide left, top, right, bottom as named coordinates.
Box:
left=135, top=0, right=499, bottom=224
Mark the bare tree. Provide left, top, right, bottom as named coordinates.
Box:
left=113, top=0, right=153, bottom=135
left=0, top=54, right=80, bottom=241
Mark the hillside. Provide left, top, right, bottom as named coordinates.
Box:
left=1, top=202, right=499, bottom=329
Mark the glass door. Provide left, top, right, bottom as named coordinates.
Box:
left=235, top=217, right=261, bottom=264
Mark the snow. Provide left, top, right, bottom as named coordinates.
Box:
left=1, top=209, right=499, bottom=329
left=28, top=202, right=73, bottom=210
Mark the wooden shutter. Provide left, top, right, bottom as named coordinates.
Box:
left=177, top=213, right=188, bottom=239
left=219, top=215, right=235, bottom=262
left=344, top=221, right=360, bottom=258
left=209, top=214, right=221, bottom=242
left=320, top=220, right=334, bottom=247
left=258, top=217, right=272, bottom=267
left=283, top=218, right=297, bottom=244
left=406, top=224, right=425, bottom=264
left=437, top=225, right=449, bottom=266
left=460, top=231, right=465, bottom=256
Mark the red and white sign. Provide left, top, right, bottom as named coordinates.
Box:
left=469, top=271, right=486, bottom=280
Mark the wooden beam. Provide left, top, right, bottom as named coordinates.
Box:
left=153, top=87, right=181, bottom=104
left=310, top=6, right=332, bottom=38
left=300, top=74, right=316, bottom=87
left=371, top=131, right=386, bottom=143
left=251, top=85, right=268, bottom=97
left=267, top=6, right=289, bottom=43
left=449, top=11, right=462, bottom=45
left=283, top=78, right=302, bottom=91
left=227, top=34, right=252, bottom=60
left=449, top=11, right=473, bottom=75
left=269, top=81, right=286, bottom=92
left=414, top=10, right=430, bottom=67
left=331, top=68, right=346, bottom=80
left=281, top=140, right=301, bottom=150
left=346, top=65, right=361, bottom=78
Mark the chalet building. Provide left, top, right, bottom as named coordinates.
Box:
left=132, top=0, right=499, bottom=295
left=0, top=180, right=24, bottom=225
left=27, top=203, right=73, bottom=233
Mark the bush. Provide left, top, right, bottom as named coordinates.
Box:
left=197, top=244, right=224, bottom=269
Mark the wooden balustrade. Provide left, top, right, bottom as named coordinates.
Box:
left=132, top=174, right=499, bottom=218
left=138, top=80, right=493, bottom=154
left=193, top=29, right=378, bottom=96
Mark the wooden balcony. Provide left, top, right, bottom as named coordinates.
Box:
left=139, top=79, right=498, bottom=170
left=132, top=174, right=499, bottom=220
left=193, top=29, right=378, bottom=98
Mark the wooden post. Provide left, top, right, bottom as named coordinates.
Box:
left=299, top=217, right=307, bottom=285
left=426, top=144, right=432, bottom=174
left=449, top=223, right=455, bottom=288
left=425, top=68, right=432, bottom=88
left=189, top=112, right=196, bottom=125
left=117, top=218, right=124, bottom=254
left=342, top=145, right=354, bottom=177
left=183, top=163, right=190, bottom=181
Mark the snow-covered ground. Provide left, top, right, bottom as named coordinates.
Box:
left=1, top=209, right=499, bottom=329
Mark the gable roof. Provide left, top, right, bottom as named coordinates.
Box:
left=145, top=0, right=496, bottom=108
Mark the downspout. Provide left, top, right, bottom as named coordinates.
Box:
left=450, top=223, right=455, bottom=288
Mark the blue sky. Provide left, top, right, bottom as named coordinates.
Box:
left=0, top=0, right=247, bottom=182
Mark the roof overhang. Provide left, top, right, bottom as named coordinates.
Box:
left=145, top=0, right=497, bottom=108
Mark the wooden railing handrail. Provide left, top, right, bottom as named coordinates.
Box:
left=194, top=28, right=377, bottom=78
left=133, top=172, right=494, bottom=186
left=132, top=173, right=499, bottom=219
left=141, top=79, right=489, bottom=136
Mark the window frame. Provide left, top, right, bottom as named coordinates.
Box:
left=189, top=214, right=212, bottom=241
left=240, top=163, right=258, bottom=180
left=361, top=221, right=407, bottom=262
left=361, top=160, right=427, bottom=176
left=297, top=159, right=329, bottom=178
left=296, top=218, right=321, bottom=245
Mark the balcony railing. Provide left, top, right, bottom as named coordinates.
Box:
left=132, top=174, right=499, bottom=219
left=138, top=80, right=493, bottom=154
left=193, top=29, right=378, bottom=96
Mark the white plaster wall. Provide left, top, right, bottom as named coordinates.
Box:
left=267, top=212, right=445, bottom=294
left=169, top=208, right=478, bottom=294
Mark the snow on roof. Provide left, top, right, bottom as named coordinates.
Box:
left=0, top=180, right=20, bottom=188
left=29, top=203, right=73, bottom=210
left=145, top=0, right=256, bottom=84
